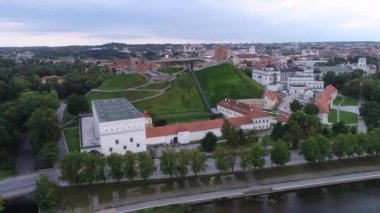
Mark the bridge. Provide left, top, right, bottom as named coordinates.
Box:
left=0, top=169, right=59, bottom=199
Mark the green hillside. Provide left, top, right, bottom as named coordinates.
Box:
left=134, top=73, right=209, bottom=123
left=98, top=73, right=148, bottom=90
left=195, top=63, right=264, bottom=106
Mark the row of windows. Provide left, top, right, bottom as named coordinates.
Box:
left=109, top=143, right=140, bottom=152
left=102, top=125, right=143, bottom=133
left=115, top=138, right=133, bottom=145
left=254, top=119, right=269, bottom=124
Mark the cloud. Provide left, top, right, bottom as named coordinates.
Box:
left=1, top=0, right=380, bottom=46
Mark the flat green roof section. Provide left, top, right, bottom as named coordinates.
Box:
left=93, top=98, right=143, bottom=122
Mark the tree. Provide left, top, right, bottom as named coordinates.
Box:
left=35, top=143, right=58, bottom=169
left=316, top=134, right=331, bottom=162
left=124, top=151, right=138, bottom=181
left=250, top=143, right=265, bottom=169
left=239, top=147, right=251, bottom=171
left=190, top=150, right=207, bottom=176
left=18, top=91, right=59, bottom=118
left=221, top=119, right=239, bottom=170
left=26, top=108, right=61, bottom=153
left=290, top=99, right=302, bottom=112
left=0, top=195, right=4, bottom=212
left=214, top=146, right=232, bottom=174
left=221, top=119, right=239, bottom=150
left=360, top=102, right=380, bottom=127
left=300, top=136, right=319, bottom=162
left=201, top=132, right=218, bottom=152
left=283, top=120, right=301, bottom=148
left=271, top=122, right=285, bottom=140
left=270, top=140, right=290, bottom=166
left=35, top=175, right=59, bottom=210
left=106, top=153, right=124, bottom=182
left=323, top=71, right=336, bottom=87
left=304, top=103, right=319, bottom=115
left=137, top=152, right=156, bottom=180
left=160, top=149, right=178, bottom=178
left=66, top=94, right=89, bottom=115
left=94, top=154, right=107, bottom=183
left=60, top=152, right=84, bottom=186
left=82, top=152, right=99, bottom=184
left=333, top=134, right=349, bottom=159
left=332, top=121, right=349, bottom=136
left=176, top=150, right=190, bottom=178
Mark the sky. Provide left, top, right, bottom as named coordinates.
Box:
left=1, top=0, right=380, bottom=46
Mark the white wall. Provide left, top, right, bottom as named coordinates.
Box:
left=217, top=105, right=244, bottom=118
left=318, top=113, right=328, bottom=125
left=100, top=129, right=147, bottom=155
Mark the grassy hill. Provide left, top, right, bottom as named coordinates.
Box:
left=98, top=73, right=148, bottom=90
left=134, top=73, right=209, bottom=123
left=195, top=63, right=264, bottom=106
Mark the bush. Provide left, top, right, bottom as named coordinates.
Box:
left=201, top=132, right=218, bottom=152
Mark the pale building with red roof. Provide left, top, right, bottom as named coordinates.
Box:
left=315, top=85, right=337, bottom=124
left=217, top=98, right=271, bottom=130
left=264, top=90, right=279, bottom=110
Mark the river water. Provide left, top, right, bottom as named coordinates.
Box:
left=4, top=180, right=380, bottom=212
left=192, top=180, right=380, bottom=213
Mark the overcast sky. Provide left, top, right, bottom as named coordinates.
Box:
left=1, top=0, right=380, bottom=46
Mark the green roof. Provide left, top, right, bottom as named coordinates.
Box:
left=93, top=98, right=143, bottom=122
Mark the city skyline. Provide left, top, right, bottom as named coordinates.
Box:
left=1, top=0, right=380, bottom=46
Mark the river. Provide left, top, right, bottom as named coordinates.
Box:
left=191, top=180, right=380, bottom=213
left=4, top=180, right=380, bottom=212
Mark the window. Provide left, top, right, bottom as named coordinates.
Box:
left=130, top=137, right=133, bottom=142
left=123, top=145, right=127, bottom=150
left=115, top=139, right=119, bottom=145
left=137, top=143, right=140, bottom=148
left=109, top=148, right=113, bottom=152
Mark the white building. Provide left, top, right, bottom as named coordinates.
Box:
left=349, top=57, right=377, bottom=75
left=80, top=98, right=272, bottom=153
left=315, top=85, right=337, bottom=124
left=217, top=98, right=271, bottom=130
left=252, top=67, right=281, bottom=86
left=183, top=44, right=196, bottom=53
left=301, top=50, right=319, bottom=57
left=233, top=54, right=259, bottom=65
left=80, top=98, right=147, bottom=155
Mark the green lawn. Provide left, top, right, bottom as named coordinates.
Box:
left=328, top=109, right=358, bottom=124
left=328, top=109, right=338, bottom=123
left=333, top=96, right=343, bottom=105
left=64, top=128, right=80, bottom=152
left=158, top=66, right=183, bottom=74
left=86, top=90, right=158, bottom=105
left=138, top=82, right=169, bottom=90
left=333, top=96, right=359, bottom=106
left=98, top=73, right=148, bottom=90
left=134, top=73, right=209, bottom=123
left=195, top=63, right=264, bottom=106
left=341, top=97, right=359, bottom=106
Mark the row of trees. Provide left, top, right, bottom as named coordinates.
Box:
left=299, top=129, right=380, bottom=162
left=60, top=151, right=155, bottom=185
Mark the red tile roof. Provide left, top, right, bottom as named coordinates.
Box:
left=218, top=98, right=268, bottom=119
left=315, top=85, right=337, bottom=114
left=276, top=114, right=290, bottom=123
left=236, top=54, right=257, bottom=59
left=265, top=90, right=278, bottom=102
left=141, top=111, right=151, bottom=118
left=146, top=117, right=252, bottom=138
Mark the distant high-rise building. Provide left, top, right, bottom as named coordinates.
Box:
left=214, top=45, right=229, bottom=62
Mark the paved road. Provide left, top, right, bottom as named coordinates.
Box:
left=110, top=169, right=380, bottom=213
left=15, top=138, right=36, bottom=175
left=56, top=101, right=69, bottom=162
left=0, top=150, right=303, bottom=199
left=0, top=169, right=59, bottom=199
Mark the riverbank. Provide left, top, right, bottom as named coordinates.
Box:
left=46, top=156, right=380, bottom=212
